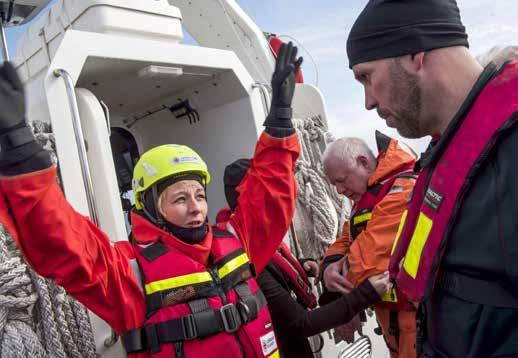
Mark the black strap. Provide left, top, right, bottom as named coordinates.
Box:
left=188, top=298, right=211, bottom=313
left=140, top=239, right=169, bottom=262
left=123, top=290, right=267, bottom=353
left=0, top=126, right=35, bottom=149
left=234, top=283, right=259, bottom=322
left=415, top=303, right=427, bottom=356
left=437, top=271, right=518, bottom=309
left=212, top=227, right=235, bottom=238
left=388, top=311, right=400, bottom=344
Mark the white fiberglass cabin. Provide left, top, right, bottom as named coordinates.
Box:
left=1, top=0, right=386, bottom=357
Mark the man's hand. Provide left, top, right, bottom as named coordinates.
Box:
left=0, top=62, right=26, bottom=133
left=367, top=271, right=391, bottom=297
left=302, top=260, right=319, bottom=278
left=323, top=257, right=354, bottom=294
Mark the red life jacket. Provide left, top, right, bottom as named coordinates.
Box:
left=120, top=226, right=279, bottom=357
left=214, top=208, right=316, bottom=309
left=270, top=242, right=317, bottom=309
left=389, top=61, right=518, bottom=303
left=349, top=165, right=416, bottom=311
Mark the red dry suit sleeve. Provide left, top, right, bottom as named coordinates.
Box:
left=0, top=167, right=146, bottom=335
left=230, top=131, right=299, bottom=274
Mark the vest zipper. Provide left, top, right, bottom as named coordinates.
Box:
left=209, top=268, right=246, bottom=358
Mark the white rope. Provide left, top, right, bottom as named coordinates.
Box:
left=291, top=116, right=351, bottom=259
left=0, top=223, right=98, bottom=357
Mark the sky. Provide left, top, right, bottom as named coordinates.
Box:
left=4, top=0, right=518, bottom=154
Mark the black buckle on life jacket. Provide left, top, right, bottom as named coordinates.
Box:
left=181, top=314, right=197, bottom=340
left=236, top=299, right=257, bottom=324
left=219, top=304, right=242, bottom=333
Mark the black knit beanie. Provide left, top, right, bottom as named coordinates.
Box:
left=347, top=0, right=469, bottom=68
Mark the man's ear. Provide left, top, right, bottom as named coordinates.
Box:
left=356, top=155, right=370, bottom=169
left=410, top=52, right=426, bottom=72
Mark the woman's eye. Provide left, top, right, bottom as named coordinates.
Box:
left=174, top=197, right=185, bottom=204
left=197, top=194, right=206, bottom=201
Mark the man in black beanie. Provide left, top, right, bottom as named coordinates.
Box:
left=343, top=0, right=518, bottom=357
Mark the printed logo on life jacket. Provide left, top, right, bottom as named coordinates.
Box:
left=424, top=187, right=444, bottom=212
left=162, top=286, right=196, bottom=306
left=260, top=330, right=277, bottom=356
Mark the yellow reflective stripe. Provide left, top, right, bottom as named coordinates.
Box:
left=145, top=272, right=213, bottom=294
left=382, top=288, right=398, bottom=302
left=403, top=212, right=433, bottom=278
left=218, top=252, right=249, bottom=279
left=391, top=210, right=408, bottom=254
left=353, top=212, right=372, bottom=226
left=268, top=350, right=280, bottom=358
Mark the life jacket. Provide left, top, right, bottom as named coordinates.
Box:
left=270, top=242, right=317, bottom=309
left=214, top=208, right=317, bottom=309
left=349, top=165, right=416, bottom=312
left=389, top=61, right=518, bottom=305
left=120, top=224, right=279, bottom=357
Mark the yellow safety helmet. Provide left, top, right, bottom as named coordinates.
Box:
left=132, top=144, right=211, bottom=210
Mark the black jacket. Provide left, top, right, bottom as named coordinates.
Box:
left=257, top=261, right=380, bottom=358
left=418, top=63, right=518, bottom=357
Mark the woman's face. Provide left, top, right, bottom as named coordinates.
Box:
left=158, top=180, right=208, bottom=228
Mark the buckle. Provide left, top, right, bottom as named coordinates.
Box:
left=219, top=304, right=241, bottom=333
left=237, top=300, right=251, bottom=323
left=144, top=325, right=161, bottom=354
left=181, top=315, right=198, bottom=340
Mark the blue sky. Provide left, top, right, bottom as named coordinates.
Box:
left=5, top=0, right=518, bottom=153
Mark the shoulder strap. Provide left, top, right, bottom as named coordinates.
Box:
left=212, top=226, right=236, bottom=239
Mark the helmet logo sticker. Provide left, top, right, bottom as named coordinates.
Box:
left=142, top=163, right=158, bottom=176
left=171, top=156, right=201, bottom=165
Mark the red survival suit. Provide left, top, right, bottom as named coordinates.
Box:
left=0, top=131, right=299, bottom=357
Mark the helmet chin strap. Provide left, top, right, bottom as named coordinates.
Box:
left=152, top=185, right=165, bottom=228
left=141, top=185, right=166, bottom=229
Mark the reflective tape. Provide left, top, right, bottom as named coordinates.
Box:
left=145, top=271, right=213, bottom=294
left=218, top=252, right=249, bottom=279
left=391, top=210, right=408, bottom=255
left=403, top=212, right=433, bottom=278
left=353, top=211, right=372, bottom=226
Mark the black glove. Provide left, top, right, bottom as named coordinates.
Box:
left=0, top=62, right=51, bottom=174
left=263, top=42, right=303, bottom=129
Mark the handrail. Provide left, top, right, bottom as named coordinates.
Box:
left=99, top=99, right=111, bottom=136
left=53, top=68, right=99, bottom=225
left=252, top=82, right=271, bottom=115
left=0, top=20, right=9, bottom=61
